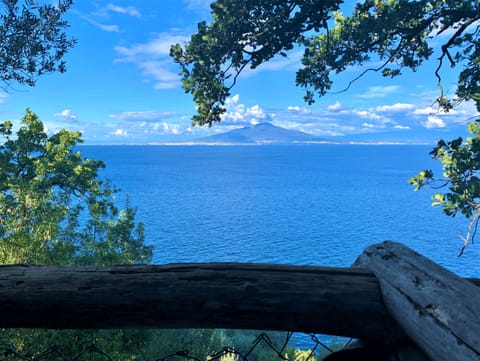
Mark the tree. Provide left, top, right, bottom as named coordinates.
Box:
left=0, top=0, right=75, bottom=90
left=0, top=109, right=153, bottom=265
left=171, top=0, right=480, bottom=252
left=0, top=109, right=155, bottom=359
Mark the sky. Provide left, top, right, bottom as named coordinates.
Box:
left=1, top=0, right=479, bottom=144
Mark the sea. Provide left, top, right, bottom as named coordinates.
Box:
left=80, top=144, right=480, bottom=277
left=79, top=144, right=479, bottom=350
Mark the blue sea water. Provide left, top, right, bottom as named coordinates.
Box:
left=80, top=144, right=479, bottom=277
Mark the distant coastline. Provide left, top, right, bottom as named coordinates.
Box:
left=81, top=140, right=434, bottom=146
left=146, top=140, right=432, bottom=146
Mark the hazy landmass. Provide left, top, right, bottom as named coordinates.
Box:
left=151, top=123, right=436, bottom=146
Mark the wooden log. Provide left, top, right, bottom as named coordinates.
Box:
left=354, top=241, right=480, bottom=361
left=322, top=339, right=430, bottom=361
left=0, top=263, right=405, bottom=344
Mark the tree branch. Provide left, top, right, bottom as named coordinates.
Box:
left=435, top=17, right=480, bottom=106
left=459, top=206, right=480, bottom=256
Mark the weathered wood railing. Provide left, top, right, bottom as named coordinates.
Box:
left=1, top=241, right=479, bottom=361
left=0, top=263, right=403, bottom=341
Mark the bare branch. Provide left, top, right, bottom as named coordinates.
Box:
left=458, top=207, right=480, bottom=256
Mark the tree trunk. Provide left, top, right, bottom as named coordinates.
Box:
left=354, top=241, right=480, bottom=361
left=0, top=263, right=404, bottom=344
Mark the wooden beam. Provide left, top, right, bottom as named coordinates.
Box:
left=354, top=241, right=480, bottom=361
left=0, top=263, right=405, bottom=344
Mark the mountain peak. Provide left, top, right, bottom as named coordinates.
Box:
left=194, top=122, right=322, bottom=144
left=254, top=122, right=274, bottom=127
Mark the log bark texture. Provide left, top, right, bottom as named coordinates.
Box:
left=354, top=241, right=480, bottom=361
left=0, top=263, right=405, bottom=343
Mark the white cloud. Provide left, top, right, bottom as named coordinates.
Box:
left=357, top=85, right=400, bottom=98
left=248, top=104, right=265, bottom=118
left=410, top=104, right=476, bottom=124
left=375, top=103, right=415, bottom=112
left=114, top=33, right=189, bottom=89
left=109, top=111, right=175, bottom=122
left=411, top=106, right=443, bottom=115
left=327, top=101, right=344, bottom=112
left=422, top=115, right=446, bottom=128
left=226, top=94, right=240, bottom=105
left=136, top=120, right=202, bottom=137
left=55, top=109, right=77, bottom=121
left=78, top=3, right=140, bottom=33
left=115, top=33, right=189, bottom=59
left=79, top=15, right=120, bottom=32
left=287, top=105, right=311, bottom=114
left=105, top=4, right=141, bottom=17
left=411, top=105, right=473, bottom=117
left=220, top=94, right=273, bottom=125
left=138, top=61, right=180, bottom=89
left=353, top=109, right=393, bottom=127
left=114, top=129, right=128, bottom=136
left=354, top=110, right=383, bottom=120
left=262, top=100, right=420, bottom=137
left=98, top=23, right=120, bottom=32
left=160, top=122, right=182, bottom=135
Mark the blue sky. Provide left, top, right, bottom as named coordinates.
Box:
left=1, top=0, right=479, bottom=144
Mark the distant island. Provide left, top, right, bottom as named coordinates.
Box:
left=188, top=122, right=327, bottom=145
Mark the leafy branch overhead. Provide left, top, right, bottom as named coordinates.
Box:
left=170, top=0, right=343, bottom=126
left=171, top=0, right=479, bottom=127
left=0, top=0, right=76, bottom=90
